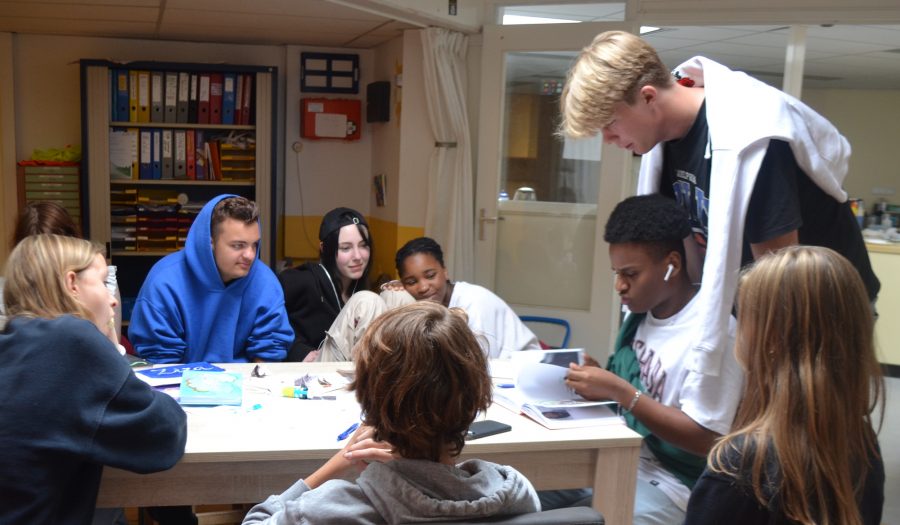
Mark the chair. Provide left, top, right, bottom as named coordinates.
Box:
left=412, top=506, right=603, bottom=524
left=519, top=315, right=571, bottom=348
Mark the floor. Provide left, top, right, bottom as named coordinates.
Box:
left=880, top=376, right=899, bottom=525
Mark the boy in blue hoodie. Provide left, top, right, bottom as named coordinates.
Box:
left=130, top=194, right=292, bottom=363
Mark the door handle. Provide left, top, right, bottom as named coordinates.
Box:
left=479, top=208, right=504, bottom=241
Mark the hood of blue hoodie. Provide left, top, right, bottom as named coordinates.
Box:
left=185, top=193, right=261, bottom=291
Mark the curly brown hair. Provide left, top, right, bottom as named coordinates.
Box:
left=350, top=301, right=492, bottom=461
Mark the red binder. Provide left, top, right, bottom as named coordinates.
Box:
left=185, top=130, right=196, bottom=180
left=240, top=74, right=253, bottom=125
left=207, top=140, right=221, bottom=181
left=198, top=73, right=211, bottom=124
left=209, top=73, right=223, bottom=125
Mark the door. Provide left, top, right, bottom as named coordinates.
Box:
left=475, top=21, right=638, bottom=354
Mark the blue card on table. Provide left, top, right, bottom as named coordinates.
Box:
left=136, top=362, right=225, bottom=387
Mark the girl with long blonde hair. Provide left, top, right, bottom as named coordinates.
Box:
left=684, top=246, right=884, bottom=525
left=0, top=234, right=187, bottom=524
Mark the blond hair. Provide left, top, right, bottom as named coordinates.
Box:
left=350, top=301, right=491, bottom=462
left=710, top=246, right=883, bottom=525
left=560, top=30, right=673, bottom=138
left=3, top=234, right=103, bottom=325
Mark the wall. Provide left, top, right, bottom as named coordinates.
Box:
left=281, top=45, right=375, bottom=262
left=12, top=34, right=286, bottom=163
left=368, top=35, right=405, bottom=281
left=5, top=31, right=434, bottom=278
left=0, top=33, right=15, bottom=263
left=397, top=30, right=432, bottom=231
left=281, top=33, right=436, bottom=280
left=803, top=88, right=900, bottom=204
left=8, top=33, right=287, bottom=262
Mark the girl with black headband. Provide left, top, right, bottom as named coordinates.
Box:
left=279, top=207, right=378, bottom=361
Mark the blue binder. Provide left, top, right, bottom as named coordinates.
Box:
left=112, top=69, right=130, bottom=122
left=222, top=73, right=236, bottom=125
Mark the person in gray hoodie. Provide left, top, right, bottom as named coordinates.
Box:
left=242, top=301, right=540, bottom=525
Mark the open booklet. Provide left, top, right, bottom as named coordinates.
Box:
left=493, top=349, right=622, bottom=430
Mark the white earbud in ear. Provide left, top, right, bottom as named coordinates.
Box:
left=663, top=264, right=674, bottom=282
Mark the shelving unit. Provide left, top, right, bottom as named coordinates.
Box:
left=16, top=163, right=84, bottom=232
left=80, top=59, right=277, bottom=310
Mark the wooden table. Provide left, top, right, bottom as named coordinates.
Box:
left=97, top=362, right=642, bottom=525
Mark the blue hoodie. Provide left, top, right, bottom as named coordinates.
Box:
left=130, top=194, right=292, bottom=363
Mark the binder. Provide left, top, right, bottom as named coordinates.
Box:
left=186, top=130, right=196, bottom=180
left=164, top=71, right=178, bottom=123
left=198, top=74, right=211, bottom=124
left=137, top=71, right=151, bottom=123
left=150, top=71, right=164, bottom=123
left=174, top=129, right=187, bottom=179
left=222, top=73, right=236, bottom=125
left=188, top=73, right=199, bottom=123
left=161, top=129, right=174, bottom=179
left=139, top=129, right=153, bottom=179
left=128, top=70, right=139, bottom=122
left=209, top=73, right=223, bottom=125
left=234, top=74, right=243, bottom=125
left=195, top=130, right=206, bottom=180
left=206, top=140, right=221, bottom=181
left=109, top=128, right=138, bottom=179
left=113, top=69, right=129, bottom=122
left=151, top=129, right=162, bottom=179
left=240, top=74, right=253, bottom=125
left=176, top=72, right=190, bottom=123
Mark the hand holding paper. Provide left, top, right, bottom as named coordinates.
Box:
left=565, top=363, right=630, bottom=403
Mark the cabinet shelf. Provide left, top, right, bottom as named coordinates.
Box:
left=110, top=121, right=255, bottom=131
left=110, top=179, right=254, bottom=187
left=82, top=59, right=277, bottom=311
left=111, top=250, right=178, bottom=257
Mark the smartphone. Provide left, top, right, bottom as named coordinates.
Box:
left=466, top=420, right=512, bottom=440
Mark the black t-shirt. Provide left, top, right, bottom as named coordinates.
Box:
left=660, top=102, right=880, bottom=300
left=684, top=437, right=885, bottom=525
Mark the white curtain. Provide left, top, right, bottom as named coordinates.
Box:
left=420, top=27, right=474, bottom=281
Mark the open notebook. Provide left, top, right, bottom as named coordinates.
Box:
left=493, top=350, right=622, bottom=430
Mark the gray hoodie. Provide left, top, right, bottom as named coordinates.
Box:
left=242, top=458, right=540, bottom=524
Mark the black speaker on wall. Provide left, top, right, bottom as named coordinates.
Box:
left=366, top=81, right=391, bottom=123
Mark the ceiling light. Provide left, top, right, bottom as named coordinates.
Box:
left=640, top=26, right=661, bottom=34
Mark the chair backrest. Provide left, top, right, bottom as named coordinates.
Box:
left=519, top=315, right=571, bottom=348
left=410, top=506, right=604, bottom=525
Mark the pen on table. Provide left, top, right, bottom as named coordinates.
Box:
left=337, top=422, right=360, bottom=442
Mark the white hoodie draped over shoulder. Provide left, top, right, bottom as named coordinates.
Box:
left=638, top=57, right=850, bottom=377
